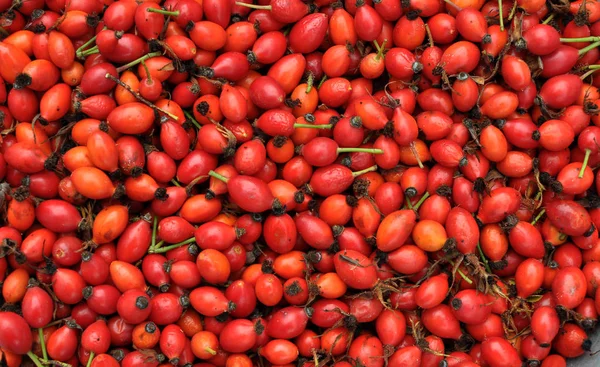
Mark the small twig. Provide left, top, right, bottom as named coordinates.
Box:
left=409, top=141, right=424, bottom=169
left=75, top=29, right=105, bottom=58
left=412, top=192, right=430, bottom=211
left=38, top=328, right=48, bottom=361
left=448, top=259, right=474, bottom=285
left=151, top=216, right=158, bottom=252
left=581, top=68, right=600, bottom=80
left=148, top=238, right=194, bottom=254
left=531, top=209, right=545, bottom=226
left=27, top=352, right=45, bottom=367
left=339, top=254, right=369, bottom=268
left=80, top=46, right=99, bottom=57
left=153, top=240, right=165, bottom=251
left=116, top=51, right=162, bottom=73
left=424, top=24, right=434, bottom=48
left=508, top=1, right=517, bottom=21
left=184, top=111, right=203, bottom=130
left=317, top=75, right=328, bottom=89
left=498, top=0, right=504, bottom=31
left=405, top=197, right=414, bottom=210
left=477, top=244, right=492, bottom=274
left=105, top=73, right=179, bottom=121
left=86, top=352, right=94, bottom=367
left=542, top=13, right=555, bottom=24
left=41, top=360, right=72, bottom=367
left=305, top=72, right=315, bottom=94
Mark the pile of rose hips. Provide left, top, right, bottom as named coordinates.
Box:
left=3, top=0, right=600, bottom=366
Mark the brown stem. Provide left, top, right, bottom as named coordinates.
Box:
left=105, top=73, right=179, bottom=121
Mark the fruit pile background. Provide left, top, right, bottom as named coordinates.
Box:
left=2, top=0, right=600, bottom=367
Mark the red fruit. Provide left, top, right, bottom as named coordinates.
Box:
left=450, top=289, right=492, bottom=325
left=333, top=250, right=378, bottom=289
left=531, top=306, right=560, bottom=347
left=220, top=319, right=258, bottom=353
left=552, top=267, right=587, bottom=309
left=0, top=312, right=33, bottom=354
left=481, top=337, right=522, bottom=367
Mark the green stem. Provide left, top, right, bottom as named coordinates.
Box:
left=148, top=237, right=195, bottom=254
left=531, top=209, right=546, bottom=226
left=170, top=179, right=181, bottom=187
left=154, top=240, right=164, bottom=250
left=578, top=41, right=600, bottom=57
left=116, top=51, right=162, bottom=73
left=234, top=2, right=271, bottom=10
left=38, top=328, right=48, bottom=361
left=86, top=351, right=95, bottom=367
left=456, top=268, right=473, bottom=284
left=351, top=165, right=378, bottom=178
left=208, top=170, right=229, bottom=183
left=498, top=0, right=504, bottom=31
left=146, top=7, right=180, bottom=17
left=317, top=75, right=328, bottom=89
left=412, top=192, right=430, bottom=211
left=141, top=60, right=152, bottom=83
left=579, top=149, right=591, bottom=178
left=560, top=36, right=600, bottom=43
left=373, top=39, right=381, bottom=52
left=80, top=45, right=99, bottom=57
left=374, top=40, right=387, bottom=59
left=477, top=244, right=492, bottom=274
left=581, top=68, right=600, bottom=80
left=542, top=12, right=555, bottom=24
left=508, top=1, right=517, bottom=21
left=337, top=148, right=384, bottom=154
left=76, top=34, right=98, bottom=58
left=27, top=352, right=44, bottom=367
left=184, top=111, right=203, bottom=130
left=448, top=261, right=473, bottom=284
left=405, top=197, right=414, bottom=210
left=151, top=216, right=158, bottom=252
left=293, top=123, right=333, bottom=129
left=305, top=72, right=314, bottom=94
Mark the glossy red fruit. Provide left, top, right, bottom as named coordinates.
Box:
left=22, top=287, right=53, bottom=328
left=481, top=337, right=522, bottom=367
left=539, top=74, right=583, bottom=109
left=81, top=320, right=111, bottom=355
left=523, top=24, right=561, bottom=55
left=0, top=312, right=33, bottom=354
left=35, top=200, right=81, bottom=233
left=450, top=289, right=492, bottom=325
left=422, top=305, right=462, bottom=340
left=546, top=200, right=593, bottom=237
left=333, top=250, right=378, bottom=289
left=531, top=306, right=560, bottom=347
left=260, top=339, right=299, bottom=365
left=220, top=319, right=257, bottom=353
left=552, top=267, right=587, bottom=309
left=553, top=323, right=591, bottom=358
left=515, top=258, right=544, bottom=299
